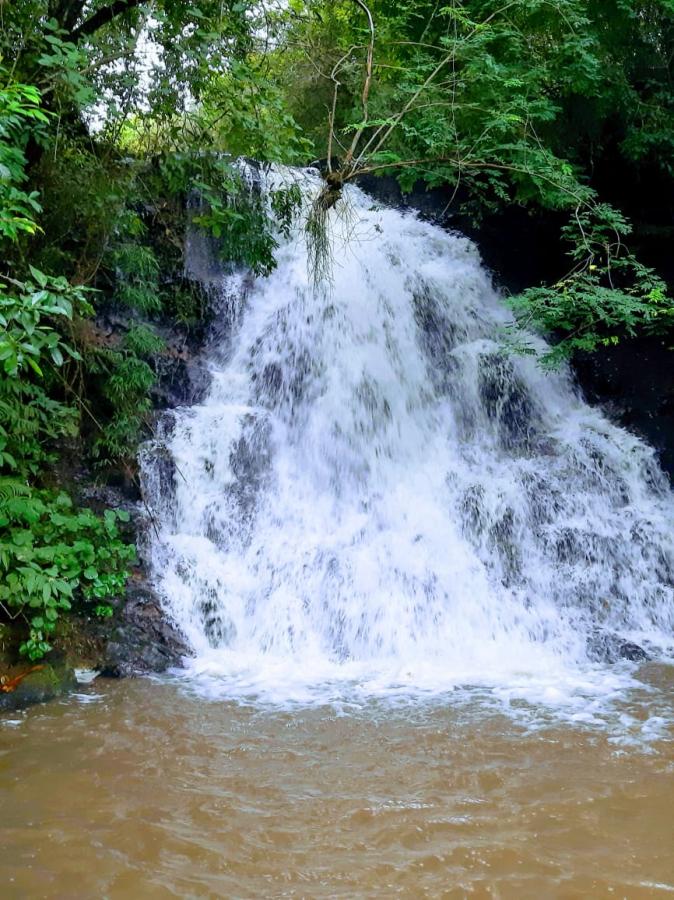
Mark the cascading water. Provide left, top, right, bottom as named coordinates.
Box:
left=141, top=169, right=674, bottom=708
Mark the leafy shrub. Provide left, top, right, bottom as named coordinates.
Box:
left=0, top=377, right=78, bottom=476
left=0, top=258, right=136, bottom=659
left=508, top=206, right=674, bottom=363
left=112, top=243, right=162, bottom=313
left=123, top=324, right=166, bottom=358
left=87, top=348, right=157, bottom=467
left=0, top=485, right=135, bottom=660
left=0, top=74, right=48, bottom=241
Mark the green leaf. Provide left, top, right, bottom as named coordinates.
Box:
left=28, top=266, right=48, bottom=288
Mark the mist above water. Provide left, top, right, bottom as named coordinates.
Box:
left=141, top=169, right=674, bottom=708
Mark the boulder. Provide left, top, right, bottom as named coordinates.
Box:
left=0, top=662, right=78, bottom=713
left=587, top=630, right=650, bottom=663
left=101, top=582, right=192, bottom=677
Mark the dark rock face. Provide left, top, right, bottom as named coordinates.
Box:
left=586, top=631, right=650, bottom=664
left=574, top=338, right=674, bottom=481
left=102, top=582, right=192, bottom=678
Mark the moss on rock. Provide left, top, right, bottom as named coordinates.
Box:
left=0, top=662, right=77, bottom=713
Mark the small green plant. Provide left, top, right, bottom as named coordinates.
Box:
left=113, top=244, right=162, bottom=313
left=0, top=488, right=135, bottom=660
left=94, top=603, right=114, bottom=618
left=88, top=348, right=157, bottom=467
left=123, top=324, right=166, bottom=358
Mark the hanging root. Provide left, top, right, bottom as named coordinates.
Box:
left=306, top=199, right=332, bottom=291
left=306, top=174, right=344, bottom=291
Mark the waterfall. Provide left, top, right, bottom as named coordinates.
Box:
left=141, top=169, right=674, bottom=706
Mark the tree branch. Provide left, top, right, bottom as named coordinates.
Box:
left=351, top=0, right=520, bottom=172
left=326, top=45, right=360, bottom=172
left=342, top=0, right=375, bottom=173
left=71, top=0, right=147, bottom=41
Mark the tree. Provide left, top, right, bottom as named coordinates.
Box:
left=277, top=0, right=674, bottom=358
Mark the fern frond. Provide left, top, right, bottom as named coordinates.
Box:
left=0, top=478, right=30, bottom=504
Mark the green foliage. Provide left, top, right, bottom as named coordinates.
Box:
left=509, top=268, right=673, bottom=365
left=508, top=201, right=674, bottom=361
left=192, top=181, right=278, bottom=277
left=85, top=347, right=156, bottom=467
left=160, top=154, right=282, bottom=276
left=280, top=0, right=673, bottom=359
left=113, top=243, right=162, bottom=312
left=0, top=487, right=134, bottom=660
left=0, top=261, right=137, bottom=659
left=0, top=270, right=90, bottom=479
left=0, top=268, right=90, bottom=376
left=124, top=324, right=166, bottom=358
left=196, top=61, right=313, bottom=162
left=94, top=603, right=115, bottom=618
left=33, top=27, right=94, bottom=108
left=271, top=184, right=304, bottom=239
left=0, top=75, right=48, bottom=242
left=0, top=377, right=78, bottom=477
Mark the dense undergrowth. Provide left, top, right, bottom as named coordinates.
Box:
left=0, top=119, right=303, bottom=659
left=1, top=0, right=673, bottom=660
left=0, top=68, right=302, bottom=661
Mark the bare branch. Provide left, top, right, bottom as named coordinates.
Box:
left=351, top=0, right=520, bottom=171
left=327, top=46, right=360, bottom=172
left=342, top=0, right=375, bottom=173
left=71, top=0, right=146, bottom=41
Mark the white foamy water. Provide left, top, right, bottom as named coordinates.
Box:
left=141, top=169, right=674, bottom=712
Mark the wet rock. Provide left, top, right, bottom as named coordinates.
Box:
left=220, top=413, right=273, bottom=545
left=412, top=282, right=461, bottom=393
left=102, top=582, right=191, bottom=678
left=0, top=662, right=78, bottom=713
left=478, top=351, right=539, bottom=453
left=587, top=630, right=650, bottom=663
left=574, top=337, right=674, bottom=483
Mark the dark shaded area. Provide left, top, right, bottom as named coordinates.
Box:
left=575, top=337, right=674, bottom=480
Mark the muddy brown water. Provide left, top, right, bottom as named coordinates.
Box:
left=1, top=670, right=674, bottom=899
